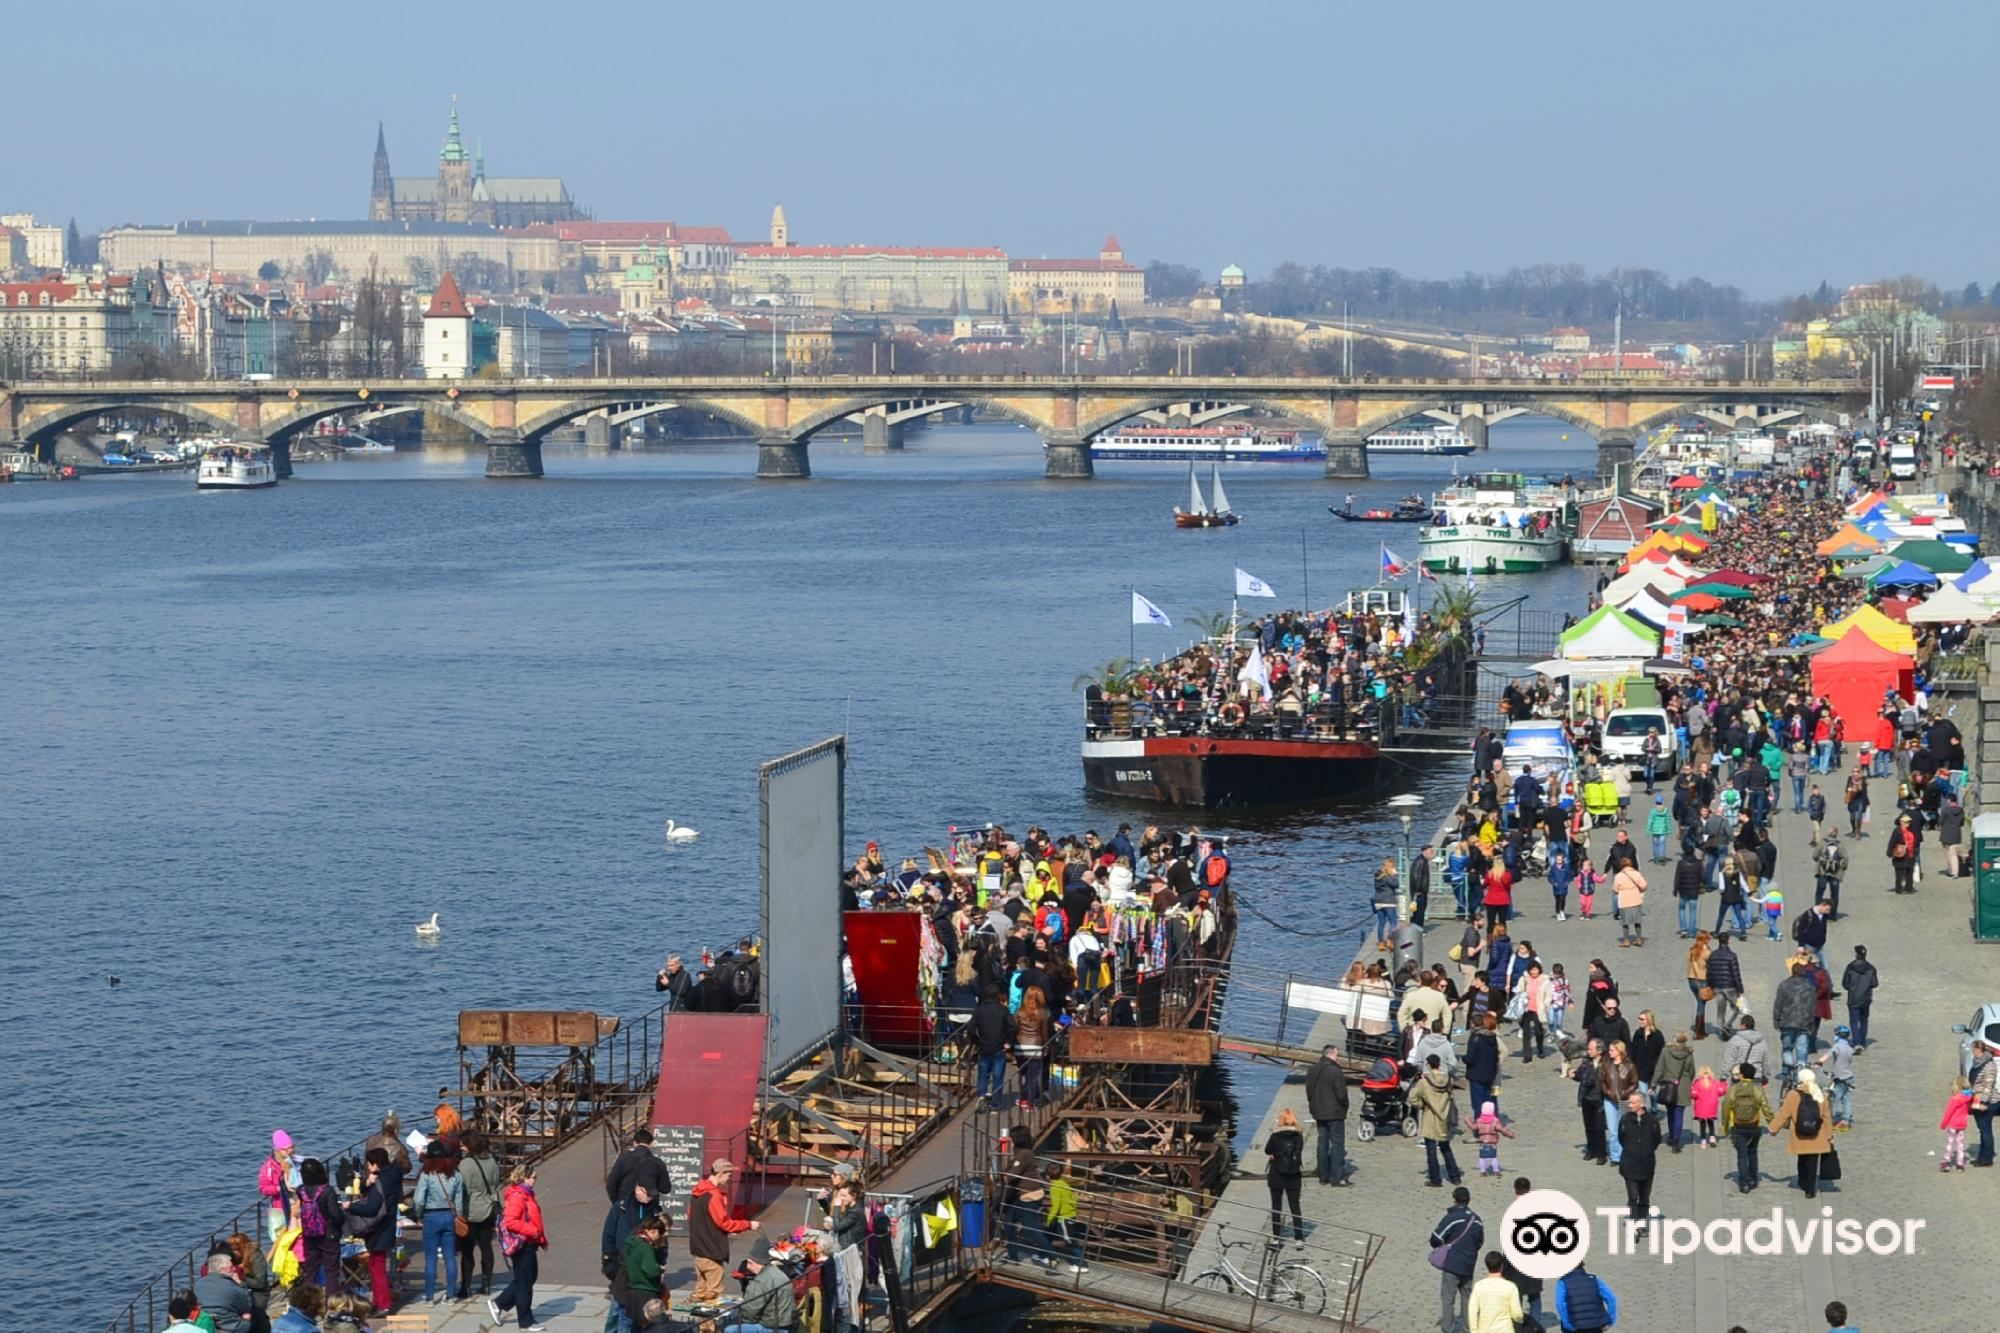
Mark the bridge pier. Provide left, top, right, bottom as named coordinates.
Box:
left=1458, top=414, right=1489, bottom=451
left=583, top=414, right=620, bottom=449
left=1322, top=430, right=1369, bottom=480
left=757, top=435, right=811, bottom=479
left=1596, top=430, right=1635, bottom=485
left=485, top=430, right=544, bottom=479
left=268, top=437, right=293, bottom=479
left=1043, top=432, right=1094, bottom=480
left=1734, top=415, right=1759, bottom=433
left=862, top=413, right=904, bottom=450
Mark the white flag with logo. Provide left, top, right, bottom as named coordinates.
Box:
left=1235, top=567, right=1277, bottom=599
left=1241, top=643, right=1272, bottom=701
left=1131, top=591, right=1173, bottom=627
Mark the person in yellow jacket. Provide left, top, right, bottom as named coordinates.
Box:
left=1042, top=1163, right=1088, bottom=1274
left=1466, top=1251, right=1525, bottom=1333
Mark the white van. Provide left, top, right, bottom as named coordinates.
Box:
left=1601, top=707, right=1677, bottom=778
left=1888, top=445, right=1919, bottom=480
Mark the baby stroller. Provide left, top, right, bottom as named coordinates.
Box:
left=1582, top=780, right=1621, bottom=826
left=1353, top=1056, right=1420, bottom=1142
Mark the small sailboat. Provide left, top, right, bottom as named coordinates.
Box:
left=1174, top=459, right=1240, bottom=528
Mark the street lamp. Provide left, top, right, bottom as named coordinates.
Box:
left=1386, top=793, right=1425, bottom=938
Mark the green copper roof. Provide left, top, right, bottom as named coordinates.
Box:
left=440, top=99, right=468, bottom=164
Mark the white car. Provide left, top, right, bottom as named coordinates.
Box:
left=1601, top=707, right=1677, bottom=778
left=1955, top=1002, right=2000, bottom=1079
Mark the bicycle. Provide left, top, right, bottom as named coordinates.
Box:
left=1187, top=1221, right=1328, bottom=1315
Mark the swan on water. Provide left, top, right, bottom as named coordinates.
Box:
left=665, top=819, right=700, bottom=842
left=416, top=912, right=442, bottom=937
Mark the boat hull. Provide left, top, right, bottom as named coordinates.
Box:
left=1419, top=529, right=1567, bottom=573
left=1332, top=508, right=1427, bottom=523
left=1175, top=512, right=1240, bottom=528
left=1082, top=735, right=1380, bottom=807
left=1095, top=447, right=1325, bottom=463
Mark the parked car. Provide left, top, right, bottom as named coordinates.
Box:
left=1954, top=1001, right=2000, bottom=1079
left=1601, top=707, right=1678, bottom=778
left=1501, top=719, right=1574, bottom=789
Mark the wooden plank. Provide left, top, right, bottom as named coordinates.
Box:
left=1070, top=1027, right=1218, bottom=1066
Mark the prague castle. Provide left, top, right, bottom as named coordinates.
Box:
left=370, top=99, right=584, bottom=228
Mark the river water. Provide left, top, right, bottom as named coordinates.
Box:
left=0, top=419, right=1601, bottom=1323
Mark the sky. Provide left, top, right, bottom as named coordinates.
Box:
left=5, top=0, right=1994, bottom=297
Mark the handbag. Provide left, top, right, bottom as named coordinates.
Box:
left=1699, top=986, right=1716, bottom=1001
left=1820, top=1146, right=1843, bottom=1182
left=1428, top=1242, right=1453, bottom=1270
left=1447, top=944, right=1463, bottom=962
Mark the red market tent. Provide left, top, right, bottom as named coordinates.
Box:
left=1876, top=595, right=1920, bottom=623
left=1669, top=474, right=1705, bottom=489
left=1810, top=629, right=1915, bottom=732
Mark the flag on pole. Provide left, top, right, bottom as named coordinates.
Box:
left=1417, top=562, right=1437, bottom=582
left=1380, top=545, right=1410, bottom=579
left=1235, top=567, right=1277, bottom=598
left=1131, top=591, right=1173, bottom=627
left=1403, top=591, right=1418, bottom=640
left=1241, top=643, right=1272, bottom=701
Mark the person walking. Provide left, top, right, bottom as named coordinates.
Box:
left=1714, top=860, right=1751, bottom=940
left=1722, top=1063, right=1772, bottom=1193
left=1940, top=798, right=1966, bottom=877
left=1887, top=813, right=1920, bottom=893
left=1941, top=1079, right=1974, bottom=1172
left=1844, top=764, right=1869, bottom=838
left=1722, top=1015, right=1771, bottom=1084
left=457, top=1130, right=504, bottom=1300
left=1706, top=934, right=1746, bottom=1033
left=1465, top=1014, right=1501, bottom=1117
left=1768, top=1068, right=1835, bottom=1199
left=1807, top=783, right=1828, bottom=846
left=1617, top=1091, right=1662, bottom=1233
left=1691, top=1065, right=1726, bottom=1148
left=489, top=1165, right=548, bottom=1331
left=1629, top=1011, right=1665, bottom=1099
left=1788, top=741, right=1811, bottom=813
left=1815, top=1026, right=1857, bottom=1130
left=1599, top=1041, right=1638, bottom=1165
left=1792, top=900, right=1833, bottom=969
left=1774, top=961, right=1818, bottom=1083
left=1471, top=1101, right=1515, bottom=1176
left=1466, top=1252, right=1524, bottom=1333
left=1427, top=1187, right=1483, bottom=1333
left=1672, top=846, right=1704, bottom=939
left=1654, top=1030, right=1696, bottom=1152
left=1554, top=1266, right=1618, bottom=1332
left=1517, top=963, right=1551, bottom=1063
left=1481, top=860, right=1514, bottom=935
left=1968, top=1038, right=1999, bottom=1167
left=1415, top=1053, right=1465, bottom=1187
left=1305, top=1043, right=1352, bottom=1186
left=1263, top=1108, right=1307, bottom=1243
left=1373, top=858, right=1401, bottom=950
left=1013, top=986, right=1052, bottom=1109
left=1685, top=931, right=1714, bottom=1037
left=971, top=988, right=1015, bottom=1110
left=1840, top=946, right=1877, bottom=1049
left=1814, top=830, right=1848, bottom=918
left=1411, top=843, right=1434, bottom=928
left=1647, top=795, right=1672, bottom=863
left=1574, top=1039, right=1609, bottom=1165
left=1614, top=861, right=1647, bottom=948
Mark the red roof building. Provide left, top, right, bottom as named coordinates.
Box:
left=425, top=271, right=471, bottom=319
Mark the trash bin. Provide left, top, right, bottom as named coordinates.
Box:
left=1972, top=813, right=2000, bottom=941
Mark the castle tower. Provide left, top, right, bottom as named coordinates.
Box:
left=423, top=271, right=473, bottom=379
left=770, top=203, right=789, bottom=248
left=437, top=96, right=473, bottom=223
left=369, top=123, right=393, bottom=221
left=1099, top=233, right=1124, bottom=263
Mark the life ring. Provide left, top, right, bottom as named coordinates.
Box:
left=1219, top=702, right=1245, bottom=727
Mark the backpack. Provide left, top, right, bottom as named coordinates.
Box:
left=1203, top=852, right=1230, bottom=887
left=1792, top=1092, right=1823, bottom=1139
left=1268, top=1132, right=1304, bottom=1176
left=299, top=1184, right=341, bottom=1239
left=1726, top=1082, right=1761, bottom=1129
left=1035, top=902, right=1066, bottom=943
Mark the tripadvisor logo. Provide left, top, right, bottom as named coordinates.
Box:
left=1501, top=1188, right=1926, bottom=1275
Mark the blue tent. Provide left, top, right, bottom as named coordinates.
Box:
left=1871, top=559, right=1940, bottom=589
left=1954, top=558, right=1993, bottom=591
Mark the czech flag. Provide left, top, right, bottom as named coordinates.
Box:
left=1381, top=545, right=1410, bottom=579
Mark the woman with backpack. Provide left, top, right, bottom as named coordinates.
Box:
left=1264, top=1108, right=1307, bottom=1243
left=1767, top=1067, right=1836, bottom=1199
left=293, top=1157, right=345, bottom=1300
left=412, top=1141, right=466, bottom=1304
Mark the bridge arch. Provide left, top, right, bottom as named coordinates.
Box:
left=1630, top=397, right=1855, bottom=435
left=786, top=394, right=1043, bottom=440
left=1074, top=395, right=1329, bottom=441
left=517, top=394, right=764, bottom=443
left=261, top=397, right=498, bottom=442
left=20, top=398, right=241, bottom=447
left=1355, top=398, right=1605, bottom=440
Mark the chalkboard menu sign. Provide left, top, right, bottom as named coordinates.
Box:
left=648, top=1124, right=706, bottom=1231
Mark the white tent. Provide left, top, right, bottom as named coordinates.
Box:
left=1613, top=586, right=1679, bottom=628
left=1601, top=568, right=1687, bottom=606
left=1559, top=604, right=1664, bottom=660
left=1908, top=583, right=1996, bottom=625
left=1959, top=566, right=2000, bottom=605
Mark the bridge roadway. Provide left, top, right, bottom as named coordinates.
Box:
left=0, top=374, right=1859, bottom=481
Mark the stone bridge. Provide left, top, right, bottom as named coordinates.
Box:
left=0, top=374, right=1862, bottom=480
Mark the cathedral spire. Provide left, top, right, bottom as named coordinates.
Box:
left=440, top=94, right=468, bottom=164
left=370, top=121, right=394, bottom=221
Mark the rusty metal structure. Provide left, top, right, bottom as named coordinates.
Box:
left=454, top=1009, right=624, bottom=1162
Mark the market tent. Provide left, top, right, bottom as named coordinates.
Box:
left=1616, top=587, right=1678, bottom=628
left=1558, top=604, right=1663, bottom=660
left=1870, top=560, right=1941, bottom=589
left=1908, top=583, right=1997, bottom=625
left=1811, top=630, right=1915, bottom=729
left=1845, top=490, right=1893, bottom=517
left=1681, top=582, right=1755, bottom=600
left=1821, top=603, right=1918, bottom=655
left=1886, top=539, right=1974, bottom=574
left=1815, top=523, right=1881, bottom=557
left=1694, top=613, right=1746, bottom=628
left=1835, top=554, right=1895, bottom=581
left=1875, top=595, right=1921, bottom=623
left=1668, top=474, right=1705, bottom=489
left=1601, top=568, right=1687, bottom=604
left=1676, top=592, right=1724, bottom=612
left=1699, top=569, right=1772, bottom=587
left=1953, top=558, right=1994, bottom=591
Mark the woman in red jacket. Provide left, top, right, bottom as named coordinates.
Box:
left=1481, top=862, right=1513, bottom=935
left=489, top=1166, right=547, bottom=1331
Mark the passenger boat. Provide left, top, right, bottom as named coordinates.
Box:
left=1331, top=494, right=1429, bottom=523
left=1094, top=422, right=1323, bottom=463
left=196, top=443, right=278, bottom=490
left=1417, top=471, right=1569, bottom=573
left=1366, top=423, right=1477, bottom=455
left=1174, top=461, right=1239, bottom=528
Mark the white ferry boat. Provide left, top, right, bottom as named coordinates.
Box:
left=1418, top=471, right=1570, bottom=573
left=1092, top=423, right=1324, bottom=463
left=196, top=443, right=278, bottom=490
left=1366, top=423, right=1476, bottom=455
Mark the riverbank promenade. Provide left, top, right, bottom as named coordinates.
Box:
left=1218, top=749, right=1996, bottom=1333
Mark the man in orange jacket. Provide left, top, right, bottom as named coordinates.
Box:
left=687, top=1159, right=759, bottom=1304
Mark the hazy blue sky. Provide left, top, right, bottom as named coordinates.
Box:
left=7, top=0, right=1992, bottom=295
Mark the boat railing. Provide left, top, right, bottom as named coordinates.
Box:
left=1085, top=697, right=1382, bottom=744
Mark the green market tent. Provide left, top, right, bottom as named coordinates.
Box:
left=1558, top=603, right=1663, bottom=660
left=1886, top=539, right=1974, bottom=575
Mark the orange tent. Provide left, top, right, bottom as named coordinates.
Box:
left=1815, top=523, right=1882, bottom=556
left=1810, top=630, right=1914, bottom=732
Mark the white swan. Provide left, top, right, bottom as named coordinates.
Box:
left=665, top=819, right=700, bottom=842
left=416, top=912, right=442, bottom=938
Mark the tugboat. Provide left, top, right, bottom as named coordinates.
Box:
left=1174, top=459, right=1240, bottom=528
left=1331, top=493, right=1430, bottom=523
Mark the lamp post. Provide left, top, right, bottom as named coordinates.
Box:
left=1387, top=792, right=1425, bottom=929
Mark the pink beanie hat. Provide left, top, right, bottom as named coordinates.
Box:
left=1478, top=1102, right=1497, bottom=1120
left=273, top=1130, right=293, bottom=1150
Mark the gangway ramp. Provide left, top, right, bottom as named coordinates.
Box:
left=984, top=1253, right=1377, bottom=1333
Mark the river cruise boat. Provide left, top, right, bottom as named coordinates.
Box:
left=1366, top=423, right=1476, bottom=455
left=1093, top=423, right=1323, bottom=463
left=196, top=443, right=278, bottom=490
left=1417, top=471, right=1569, bottom=573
